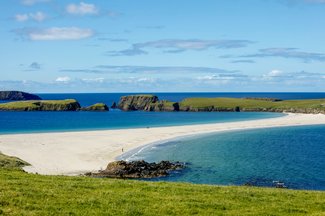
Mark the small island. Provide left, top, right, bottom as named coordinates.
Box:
left=0, top=91, right=41, bottom=101
left=80, top=103, right=109, bottom=111
left=0, top=99, right=110, bottom=112
left=0, top=99, right=81, bottom=111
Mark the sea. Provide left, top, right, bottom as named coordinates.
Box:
left=0, top=92, right=324, bottom=190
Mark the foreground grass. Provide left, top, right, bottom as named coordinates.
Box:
left=1, top=169, right=325, bottom=215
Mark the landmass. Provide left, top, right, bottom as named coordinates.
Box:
left=118, top=95, right=325, bottom=114
left=0, top=91, right=41, bottom=100
left=80, top=103, right=109, bottom=111
left=86, top=160, right=185, bottom=178
left=0, top=99, right=81, bottom=111
left=0, top=100, right=110, bottom=112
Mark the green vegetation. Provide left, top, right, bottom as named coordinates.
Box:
left=0, top=153, right=29, bottom=170
left=179, top=97, right=325, bottom=113
left=0, top=99, right=80, bottom=111
left=81, top=103, right=109, bottom=111
left=0, top=154, right=325, bottom=215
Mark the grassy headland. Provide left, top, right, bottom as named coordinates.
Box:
left=0, top=154, right=324, bottom=215
left=179, top=97, right=325, bottom=112
left=0, top=99, right=81, bottom=111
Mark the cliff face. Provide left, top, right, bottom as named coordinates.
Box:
left=118, top=95, right=179, bottom=111
left=117, top=95, right=325, bottom=114
left=0, top=99, right=81, bottom=111
left=118, top=95, right=159, bottom=111
left=0, top=91, right=41, bottom=101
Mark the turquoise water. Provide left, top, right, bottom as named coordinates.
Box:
left=0, top=111, right=283, bottom=134
left=123, top=125, right=325, bottom=190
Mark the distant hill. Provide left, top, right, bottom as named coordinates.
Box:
left=0, top=91, right=41, bottom=100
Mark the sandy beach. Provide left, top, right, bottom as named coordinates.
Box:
left=0, top=113, right=325, bottom=175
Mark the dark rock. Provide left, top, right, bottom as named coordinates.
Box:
left=0, top=91, right=41, bottom=101
left=144, top=100, right=179, bottom=112
left=118, top=95, right=179, bottom=112
left=80, top=103, right=109, bottom=111
left=111, top=102, right=117, bottom=109
left=88, top=160, right=185, bottom=178
left=118, top=95, right=159, bottom=111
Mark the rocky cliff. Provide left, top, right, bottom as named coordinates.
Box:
left=0, top=99, right=81, bottom=111
left=118, top=95, right=159, bottom=111
left=0, top=91, right=41, bottom=100
left=118, top=95, right=179, bottom=111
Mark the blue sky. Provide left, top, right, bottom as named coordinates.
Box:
left=1, top=0, right=325, bottom=92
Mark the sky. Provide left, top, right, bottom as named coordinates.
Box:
left=1, top=0, right=325, bottom=93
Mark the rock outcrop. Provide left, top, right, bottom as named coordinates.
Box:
left=87, top=160, right=185, bottom=178
left=80, top=103, right=109, bottom=111
left=111, top=102, right=117, bottom=109
left=118, top=95, right=159, bottom=111
left=0, top=99, right=81, bottom=111
left=0, top=91, right=41, bottom=101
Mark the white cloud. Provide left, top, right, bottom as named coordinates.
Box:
left=108, top=39, right=254, bottom=56
left=262, top=69, right=283, bottom=80
left=81, top=78, right=105, bottom=83
left=21, top=0, right=50, bottom=5
left=15, top=14, right=29, bottom=22
left=55, top=76, right=71, bottom=82
left=28, top=27, right=94, bottom=40
left=66, top=2, right=98, bottom=15
left=30, top=12, right=46, bottom=22
left=15, top=12, right=46, bottom=22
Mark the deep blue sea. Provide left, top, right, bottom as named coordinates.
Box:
left=0, top=92, right=325, bottom=190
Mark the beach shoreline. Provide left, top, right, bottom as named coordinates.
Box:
left=1, top=113, right=325, bottom=175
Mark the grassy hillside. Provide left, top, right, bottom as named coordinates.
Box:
left=0, top=99, right=80, bottom=111
left=179, top=97, right=325, bottom=113
left=0, top=154, right=324, bottom=215
left=0, top=153, right=29, bottom=169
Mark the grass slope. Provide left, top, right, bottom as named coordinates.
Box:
left=0, top=155, right=324, bottom=215
left=180, top=97, right=325, bottom=110
left=0, top=99, right=79, bottom=111
left=0, top=153, right=29, bottom=170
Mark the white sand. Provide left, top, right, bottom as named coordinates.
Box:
left=0, top=113, right=325, bottom=175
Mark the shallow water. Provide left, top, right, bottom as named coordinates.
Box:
left=0, top=111, right=283, bottom=134
left=125, top=125, right=325, bottom=190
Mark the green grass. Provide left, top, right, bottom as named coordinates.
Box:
left=0, top=154, right=325, bottom=215
left=0, top=153, right=29, bottom=170
left=0, top=99, right=79, bottom=111
left=179, top=97, right=325, bottom=111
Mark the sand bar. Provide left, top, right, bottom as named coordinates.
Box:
left=0, top=113, right=325, bottom=175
